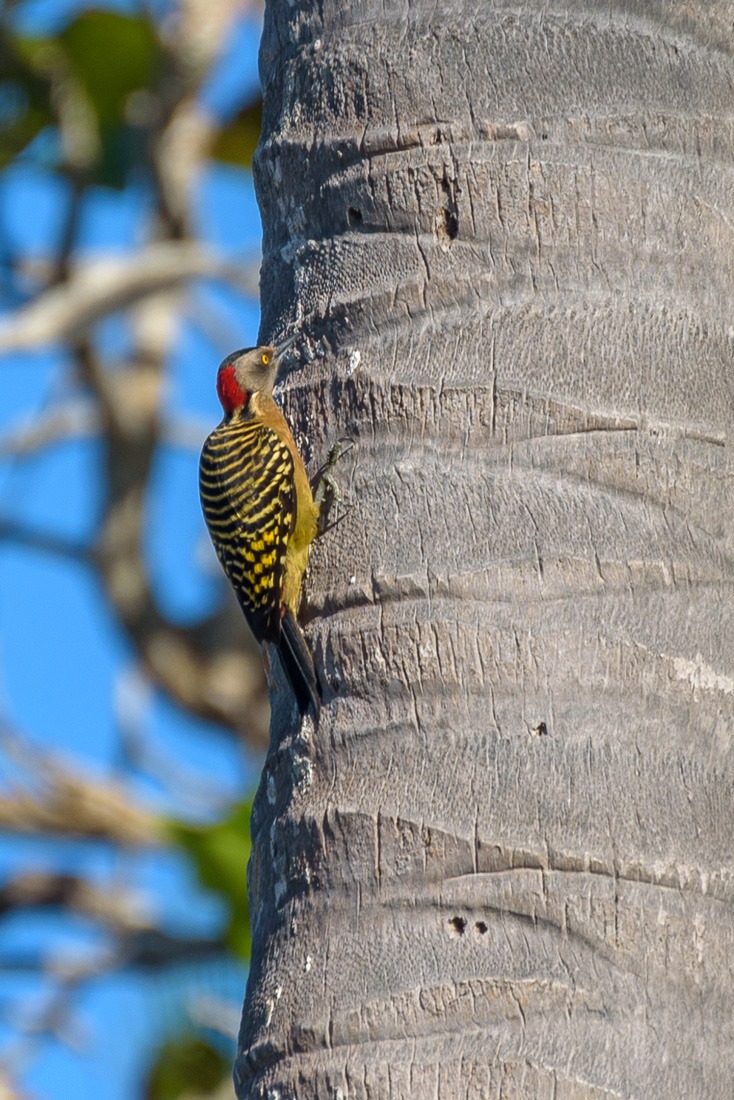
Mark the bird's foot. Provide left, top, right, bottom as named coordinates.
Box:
left=313, top=438, right=353, bottom=534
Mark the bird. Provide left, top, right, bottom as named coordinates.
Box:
left=199, top=335, right=322, bottom=720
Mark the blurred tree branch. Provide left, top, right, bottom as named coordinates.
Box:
left=0, top=402, right=212, bottom=456
left=0, top=2, right=270, bottom=747
left=0, top=518, right=90, bottom=562
left=0, top=3, right=267, bottom=1091
left=0, top=244, right=259, bottom=351
left=0, top=401, right=97, bottom=456
left=0, top=872, right=151, bottom=932
left=0, top=731, right=162, bottom=844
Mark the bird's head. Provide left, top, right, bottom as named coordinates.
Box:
left=216, top=334, right=298, bottom=414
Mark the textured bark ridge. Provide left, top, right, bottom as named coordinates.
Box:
left=237, top=3, right=734, bottom=1097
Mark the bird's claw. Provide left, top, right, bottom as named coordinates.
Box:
left=314, top=438, right=353, bottom=533
left=315, top=470, right=341, bottom=507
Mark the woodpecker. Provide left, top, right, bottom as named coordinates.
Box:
left=199, top=336, right=321, bottom=719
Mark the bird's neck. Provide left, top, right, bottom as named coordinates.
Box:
left=227, top=404, right=251, bottom=423
left=249, top=391, right=277, bottom=418
left=224, top=391, right=276, bottom=425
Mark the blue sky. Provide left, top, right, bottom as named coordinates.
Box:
left=0, top=2, right=265, bottom=1096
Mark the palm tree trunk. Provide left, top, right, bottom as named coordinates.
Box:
left=237, top=3, right=734, bottom=1096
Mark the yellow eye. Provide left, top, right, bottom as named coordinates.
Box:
left=261, top=353, right=269, bottom=365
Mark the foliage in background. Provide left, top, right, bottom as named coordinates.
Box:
left=146, top=1035, right=230, bottom=1100
left=0, top=2, right=265, bottom=1097
left=168, top=800, right=253, bottom=962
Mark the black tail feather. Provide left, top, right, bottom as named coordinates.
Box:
left=279, top=608, right=321, bottom=720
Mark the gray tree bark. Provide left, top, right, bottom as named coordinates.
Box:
left=237, top=2, right=734, bottom=1096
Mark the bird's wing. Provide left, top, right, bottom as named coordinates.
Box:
left=199, top=419, right=297, bottom=643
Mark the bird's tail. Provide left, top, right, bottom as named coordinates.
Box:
left=279, top=608, right=321, bottom=721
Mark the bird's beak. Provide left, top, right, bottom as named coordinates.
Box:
left=274, top=332, right=299, bottom=359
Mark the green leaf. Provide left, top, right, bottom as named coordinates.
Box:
left=45, top=10, right=161, bottom=185
left=167, top=800, right=253, bottom=960
left=8, top=14, right=160, bottom=185
left=0, top=30, right=54, bottom=167
left=210, top=97, right=261, bottom=169
left=145, top=1035, right=228, bottom=1100
left=59, top=10, right=158, bottom=129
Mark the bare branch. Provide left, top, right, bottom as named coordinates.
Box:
left=154, top=100, right=217, bottom=233
left=163, top=0, right=263, bottom=79
left=0, top=243, right=259, bottom=352
left=0, top=520, right=90, bottom=563
left=0, top=406, right=211, bottom=457
left=114, top=929, right=228, bottom=970
left=0, top=402, right=99, bottom=458
left=0, top=873, right=152, bottom=934
left=187, top=993, right=241, bottom=1041
left=0, top=935, right=228, bottom=981
left=0, top=737, right=163, bottom=846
